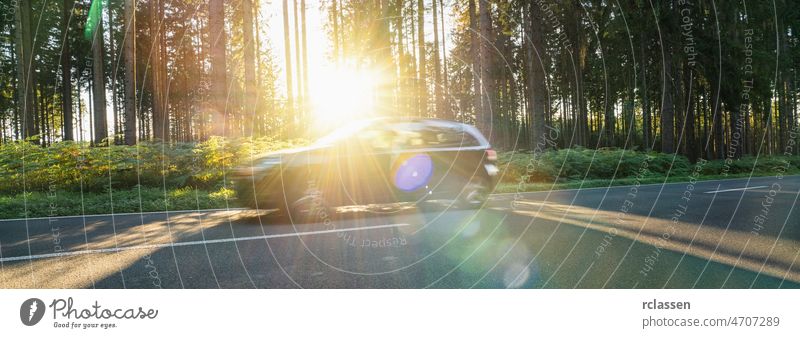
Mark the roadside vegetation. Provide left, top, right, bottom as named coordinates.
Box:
left=494, top=148, right=800, bottom=193
left=0, top=138, right=301, bottom=218
left=1, top=141, right=798, bottom=219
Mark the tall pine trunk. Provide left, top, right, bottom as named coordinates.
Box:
left=14, top=0, right=36, bottom=140
left=417, top=0, right=427, bottom=116
left=640, top=29, right=650, bottom=149
left=92, top=16, right=109, bottom=145
left=478, top=0, right=493, bottom=137
left=527, top=1, right=546, bottom=151
left=301, top=0, right=309, bottom=114
left=566, top=0, right=587, bottom=146
left=208, top=0, right=228, bottom=137
left=123, top=0, right=137, bottom=145
left=432, top=0, right=442, bottom=117
left=331, top=0, right=340, bottom=65
left=684, top=69, right=697, bottom=162
left=107, top=3, right=120, bottom=142
left=282, top=0, right=294, bottom=136
left=242, top=0, right=257, bottom=136
left=150, top=0, right=168, bottom=141
left=62, top=0, right=74, bottom=141
left=293, top=0, right=303, bottom=122
left=439, top=0, right=449, bottom=118
left=660, top=4, right=675, bottom=154
left=468, top=0, right=481, bottom=124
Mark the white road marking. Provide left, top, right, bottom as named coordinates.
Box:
left=0, top=208, right=249, bottom=223
left=0, top=223, right=411, bottom=263
left=703, top=186, right=768, bottom=194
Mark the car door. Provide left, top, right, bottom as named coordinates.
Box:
left=387, top=121, right=483, bottom=199
left=335, top=126, right=395, bottom=206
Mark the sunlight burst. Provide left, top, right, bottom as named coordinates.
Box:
left=309, top=67, right=381, bottom=129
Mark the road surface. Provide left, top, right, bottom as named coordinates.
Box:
left=1, top=176, right=798, bottom=288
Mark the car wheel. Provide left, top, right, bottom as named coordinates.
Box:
left=458, top=176, right=489, bottom=209
left=286, top=186, right=332, bottom=223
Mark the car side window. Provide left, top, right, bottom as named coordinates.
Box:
left=389, top=123, right=480, bottom=149
left=433, top=128, right=481, bottom=147
left=350, top=127, right=393, bottom=153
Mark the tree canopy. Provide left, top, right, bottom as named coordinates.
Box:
left=0, top=0, right=797, bottom=162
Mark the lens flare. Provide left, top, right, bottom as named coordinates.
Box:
left=391, top=153, right=433, bottom=192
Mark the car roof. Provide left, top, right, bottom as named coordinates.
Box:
left=314, top=117, right=490, bottom=147
left=372, top=117, right=490, bottom=146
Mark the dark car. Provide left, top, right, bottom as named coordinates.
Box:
left=232, top=118, right=499, bottom=218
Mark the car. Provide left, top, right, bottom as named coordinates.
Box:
left=231, top=118, right=499, bottom=219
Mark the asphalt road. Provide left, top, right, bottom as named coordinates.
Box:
left=1, top=175, right=798, bottom=288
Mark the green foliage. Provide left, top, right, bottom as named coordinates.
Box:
left=699, top=156, right=799, bottom=176
left=499, top=148, right=800, bottom=184
left=0, top=137, right=306, bottom=195
left=2, top=141, right=799, bottom=219
left=0, top=187, right=234, bottom=219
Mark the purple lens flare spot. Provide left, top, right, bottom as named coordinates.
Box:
left=393, top=154, right=433, bottom=192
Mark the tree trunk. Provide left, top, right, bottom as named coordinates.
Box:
left=150, top=0, right=168, bottom=141
left=77, top=74, right=83, bottom=141
left=640, top=29, right=650, bottom=149
left=527, top=1, right=546, bottom=151
left=566, top=0, right=587, bottom=146
left=301, top=0, right=309, bottom=115
left=242, top=0, right=257, bottom=137
left=62, top=0, right=74, bottom=141
left=123, top=0, right=137, bottom=145
left=685, top=70, right=697, bottom=162
left=293, top=0, right=303, bottom=123
left=282, top=0, right=294, bottom=133
left=107, top=2, right=120, bottom=142
left=469, top=0, right=482, bottom=124
left=660, top=12, right=675, bottom=154
left=432, top=0, right=442, bottom=117
left=92, top=17, right=109, bottom=145
left=439, top=0, right=449, bottom=118
left=417, top=0, right=427, bottom=116
left=409, top=2, right=418, bottom=116
left=478, top=0, right=493, bottom=137
left=208, top=0, right=228, bottom=137
left=14, top=0, right=37, bottom=140
left=331, top=0, right=340, bottom=65
left=376, top=0, right=393, bottom=115
left=675, top=60, right=685, bottom=155
left=711, top=83, right=723, bottom=159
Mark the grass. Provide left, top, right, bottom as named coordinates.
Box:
left=493, top=172, right=790, bottom=194
left=0, top=137, right=301, bottom=219
left=1, top=141, right=798, bottom=219
left=493, top=148, right=800, bottom=193
left=0, top=187, right=234, bottom=219
left=0, top=137, right=305, bottom=194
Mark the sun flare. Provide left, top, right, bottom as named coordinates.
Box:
left=309, top=67, right=381, bottom=130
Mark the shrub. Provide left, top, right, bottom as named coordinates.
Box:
left=0, top=138, right=305, bottom=194
left=698, top=155, right=800, bottom=176
left=496, top=148, right=798, bottom=183
left=0, top=186, right=236, bottom=219
left=2, top=141, right=797, bottom=195
left=498, top=148, right=694, bottom=183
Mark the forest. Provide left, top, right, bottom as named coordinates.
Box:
left=0, top=0, right=800, bottom=218
left=2, top=0, right=799, bottom=156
